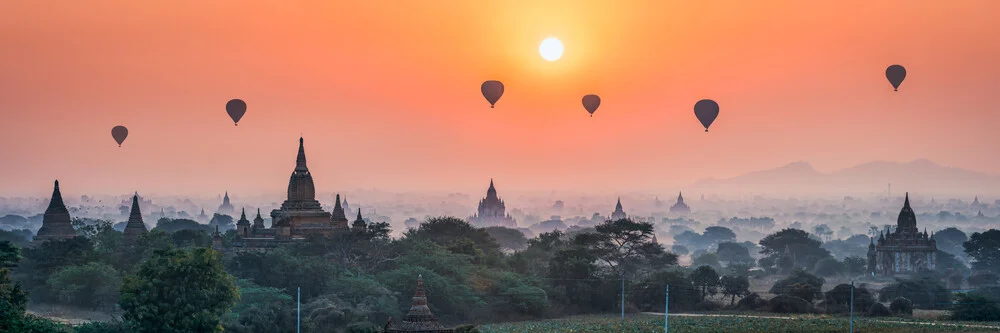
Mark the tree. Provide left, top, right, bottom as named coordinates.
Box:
left=406, top=217, right=502, bottom=266
left=120, top=248, right=238, bottom=333
left=811, top=257, right=845, bottom=277
left=689, top=265, right=719, bottom=301
left=1, top=242, right=28, bottom=326
left=484, top=227, right=528, bottom=252
left=221, top=280, right=296, bottom=333
left=702, top=226, right=736, bottom=246
left=720, top=275, right=750, bottom=305
left=813, top=224, right=833, bottom=242
left=46, top=262, right=122, bottom=310
left=671, top=245, right=689, bottom=256
left=878, top=277, right=951, bottom=309
left=824, top=284, right=874, bottom=313
left=587, top=218, right=671, bottom=279
left=171, top=229, right=212, bottom=248
left=770, top=269, right=824, bottom=297
left=843, top=256, right=868, bottom=276
left=716, top=242, right=753, bottom=266
left=951, top=293, right=1000, bottom=321
left=965, top=229, right=1000, bottom=273
left=154, top=218, right=210, bottom=233
left=692, top=252, right=721, bottom=269
left=968, top=271, right=1000, bottom=288
left=759, top=229, right=832, bottom=270
left=934, top=227, right=968, bottom=257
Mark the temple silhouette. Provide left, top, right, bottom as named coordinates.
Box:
left=867, top=193, right=937, bottom=277
left=468, top=179, right=517, bottom=228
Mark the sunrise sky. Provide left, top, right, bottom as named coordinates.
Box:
left=1, top=1, right=998, bottom=197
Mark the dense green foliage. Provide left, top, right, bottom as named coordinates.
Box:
left=120, top=248, right=238, bottom=333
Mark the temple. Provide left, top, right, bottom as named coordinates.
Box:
left=669, top=192, right=691, bottom=215
left=33, top=180, right=79, bottom=244
left=610, top=197, right=627, bottom=220
left=867, top=193, right=937, bottom=277
left=342, top=196, right=351, bottom=216
left=468, top=179, right=517, bottom=228
left=385, top=275, right=455, bottom=333
left=230, top=138, right=360, bottom=251
left=217, top=192, right=235, bottom=215
left=123, top=193, right=149, bottom=245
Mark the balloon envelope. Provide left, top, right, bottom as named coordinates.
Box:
left=694, top=99, right=720, bottom=132
left=226, top=99, right=247, bottom=125
left=111, top=126, right=128, bottom=147
left=885, top=65, right=906, bottom=91
left=481, top=81, right=504, bottom=108
left=582, top=94, right=601, bottom=117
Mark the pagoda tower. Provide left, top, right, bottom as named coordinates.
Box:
left=385, top=275, right=455, bottom=332
left=352, top=208, right=367, bottom=231
left=123, top=192, right=149, bottom=245
left=610, top=197, right=627, bottom=220
left=236, top=208, right=251, bottom=237
left=331, top=193, right=349, bottom=229
left=33, top=180, right=79, bottom=244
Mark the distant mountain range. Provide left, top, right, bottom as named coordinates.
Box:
left=694, top=159, right=1000, bottom=197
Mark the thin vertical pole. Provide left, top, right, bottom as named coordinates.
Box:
left=664, top=284, right=669, bottom=333
left=297, top=287, right=301, bottom=333
left=849, top=281, right=855, bottom=333
left=620, top=276, right=625, bottom=320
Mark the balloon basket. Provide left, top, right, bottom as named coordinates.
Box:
left=705, top=129, right=709, bottom=132
left=490, top=105, right=495, bottom=108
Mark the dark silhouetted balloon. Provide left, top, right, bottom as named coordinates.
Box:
left=694, top=99, right=719, bottom=132
left=111, top=126, right=128, bottom=147
left=885, top=65, right=906, bottom=91
left=481, top=81, right=504, bottom=108
left=226, top=99, right=247, bottom=126
left=582, top=94, right=601, bottom=117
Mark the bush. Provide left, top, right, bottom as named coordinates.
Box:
left=735, top=293, right=767, bottom=311
left=889, top=297, right=913, bottom=316
left=73, top=321, right=131, bottom=333
left=811, top=258, right=845, bottom=277
left=767, top=295, right=812, bottom=314
left=45, top=262, right=121, bottom=310
left=345, top=322, right=379, bottom=333
left=455, top=325, right=481, bottom=333
left=951, top=293, right=1000, bottom=321
left=695, top=300, right=721, bottom=311
left=867, top=303, right=891, bottom=317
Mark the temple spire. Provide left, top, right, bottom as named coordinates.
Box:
left=615, top=197, right=623, bottom=210
left=295, top=137, right=308, bottom=171
left=903, top=192, right=910, bottom=208
left=240, top=207, right=247, bottom=220
left=677, top=191, right=684, bottom=203
left=48, top=180, right=66, bottom=211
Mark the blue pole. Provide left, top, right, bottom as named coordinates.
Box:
left=664, top=284, right=669, bottom=333
left=297, top=287, right=301, bottom=333
left=849, top=281, right=854, bottom=333
left=620, top=276, right=625, bottom=320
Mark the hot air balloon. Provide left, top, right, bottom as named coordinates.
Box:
left=481, top=81, right=504, bottom=108
left=885, top=65, right=906, bottom=91
left=111, top=126, right=128, bottom=147
left=582, top=94, right=601, bottom=117
left=694, top=99, right=719, bottom=132
left=226, top=99, right=247, bottom=126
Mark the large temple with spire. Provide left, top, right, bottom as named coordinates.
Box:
left=217, top=192, right=235, bottom=215
left=468, top=179, right=517, bottom=228
left=385, top=275, right=455, bottom=333
left=867, top=193, right=937, bottom=277
left=33, top=180, right=79, bottom=244
left=610, top=197, right=627, bottom=220
left=669, top=192, right=691, bottom=215
left=230, top=137, right=365, bottom=251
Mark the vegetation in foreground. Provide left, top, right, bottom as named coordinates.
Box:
left=479, top=314, right=1000, bottom=333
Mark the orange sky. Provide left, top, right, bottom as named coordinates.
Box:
left=1, top=1, right=998, bottom=197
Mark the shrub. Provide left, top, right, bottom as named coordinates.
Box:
left=889, top=297, right=913, bottom=316
left=951, top=293, right=1000, bottom=321
left=695, top=300, right=721, bottom=311
left=735, top=293, right=767, bottom=311
left=455, top=325, right=481, bottom=333
left=867, top=303, right=891, bottom=317
left=767, top=295, right=812, bottom=314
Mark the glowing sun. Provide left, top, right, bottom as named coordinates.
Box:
left=539, top=37, right=564, bottom=61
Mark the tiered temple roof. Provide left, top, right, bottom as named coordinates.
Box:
left=386, top=275, right=455, bottom=333
left=469, top=179, right=517, bottom=228
left=123, top=193, right=149, bottom=245
left=610, top=197, right=627, bottom=220
left=34, top=180, right=79, bottom=244
left=669, top=192, right=691, bottom=215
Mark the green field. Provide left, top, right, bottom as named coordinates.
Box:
left=479, top=314, right=1000, bottom=333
